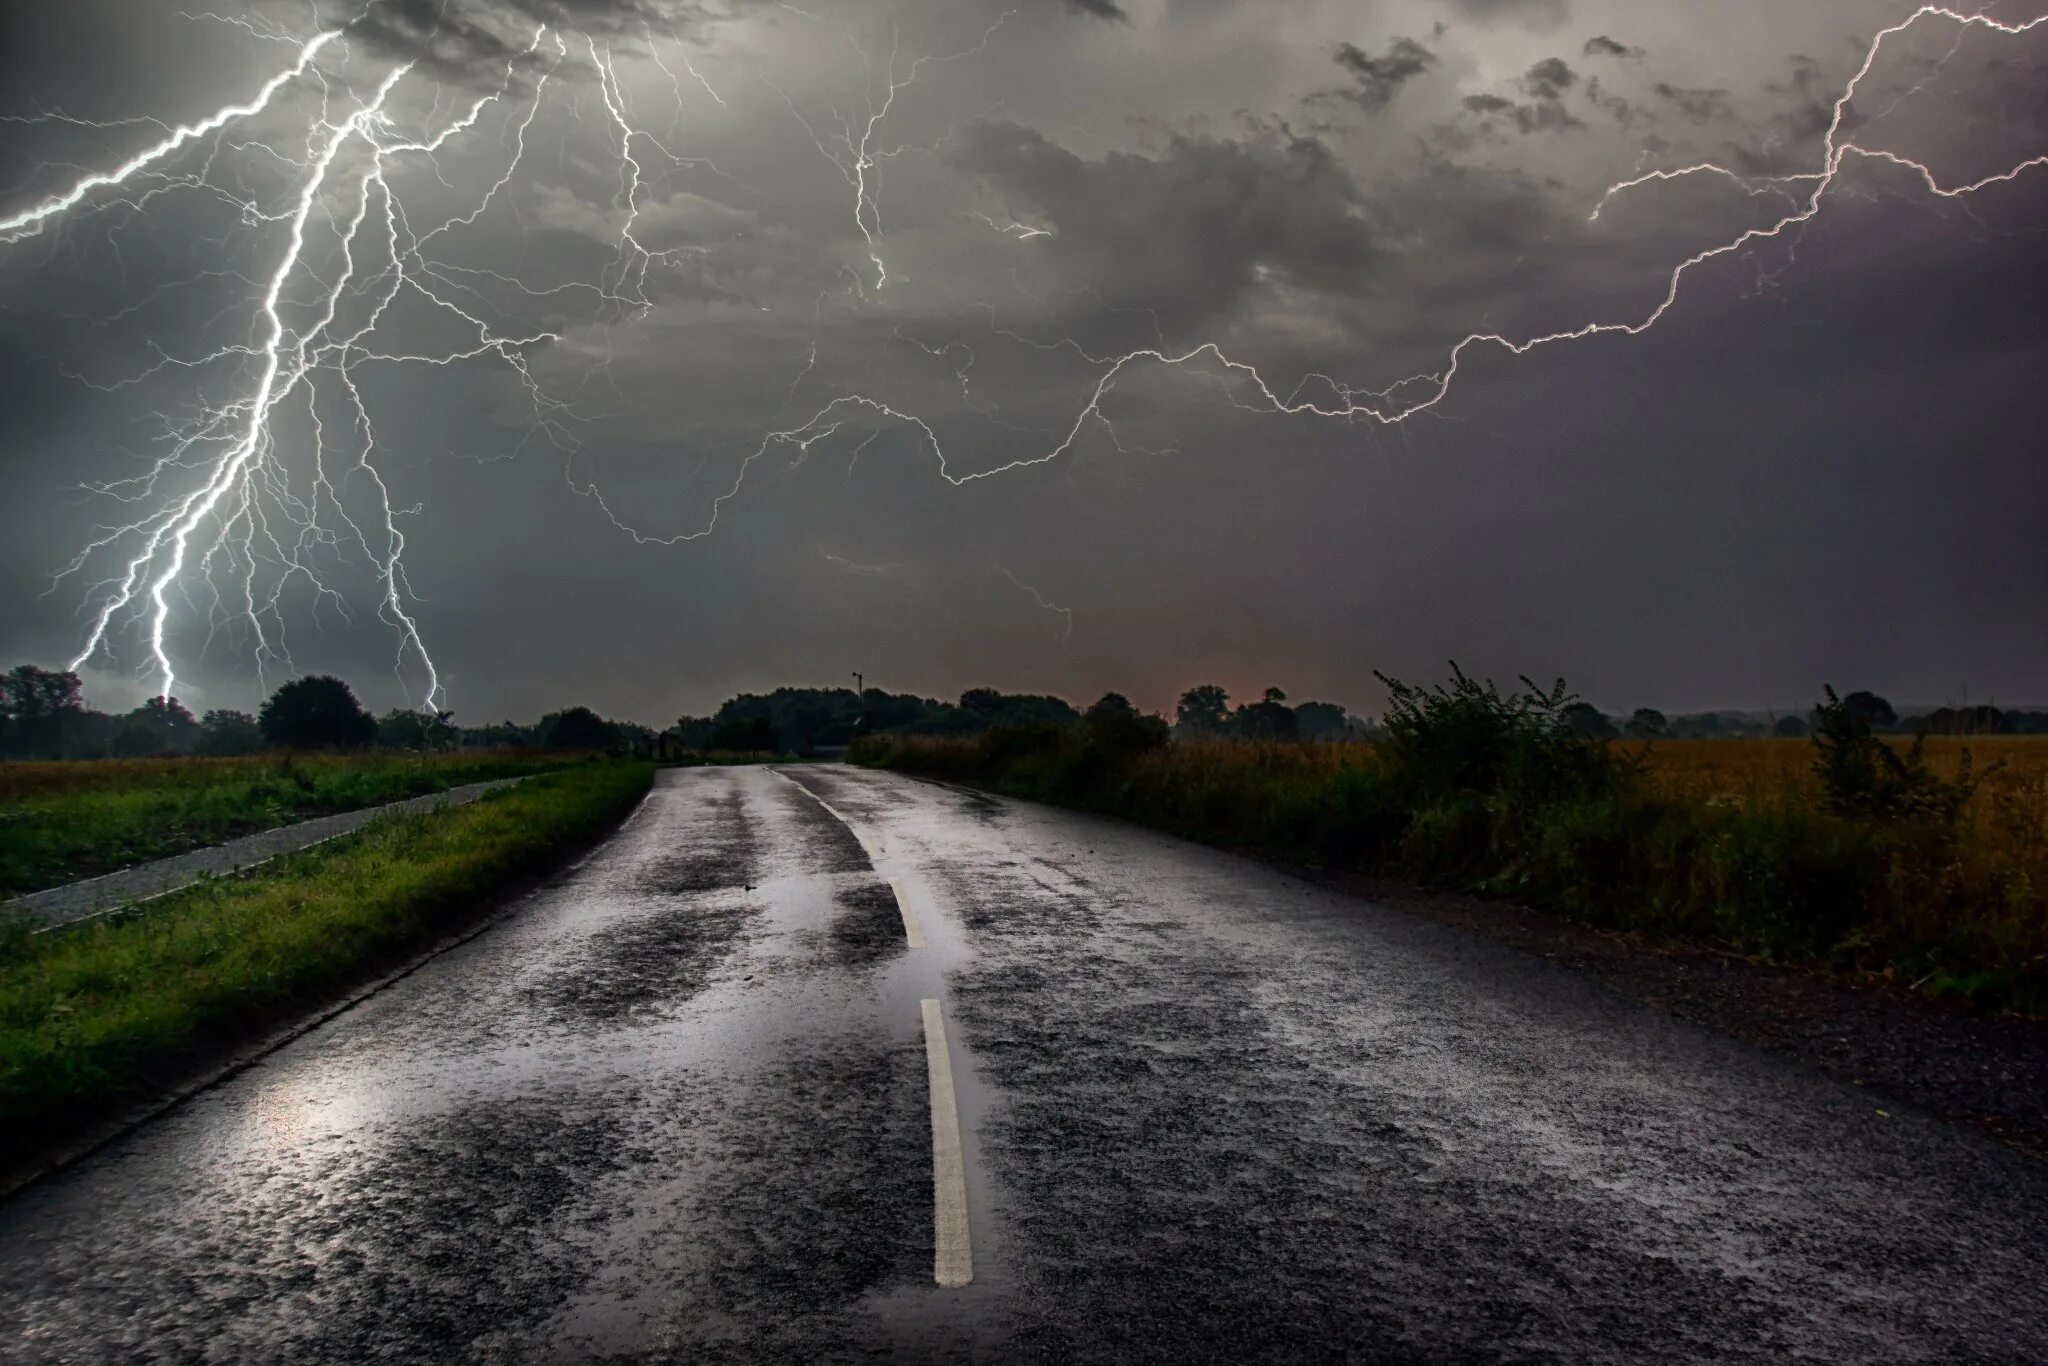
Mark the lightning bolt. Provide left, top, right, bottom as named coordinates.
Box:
left=2, top=15, right=669, bottom=709
left=5, top=4, right=2041, bottom=706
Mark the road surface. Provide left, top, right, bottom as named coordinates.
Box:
left=3, top=766, right=2044, bottom=1362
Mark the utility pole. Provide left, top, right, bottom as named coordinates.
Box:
left=852, top=671, right=867, bottom=738
left=852, top=671, right=863, bottom=696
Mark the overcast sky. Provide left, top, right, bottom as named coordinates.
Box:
left=0, top=0, right=2042, bottom=723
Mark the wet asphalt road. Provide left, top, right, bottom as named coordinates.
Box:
left=3, top=765, right=2046, bottom=1363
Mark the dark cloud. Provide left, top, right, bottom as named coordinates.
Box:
left=1458, top=56, right=1583, bottom=135
left=1653, top=82, right=1735, bottom=124
left=1444, top=0, right=1568, bottom=31
left=344, top=0, right=675, bottom=79
left=1, top=0, right=2041, bottom=722
left=1057, top=0, right=1129, bottom=19
left=1329, top=37, right=1438, bottom=111
left=948, top=120, right=1376, bottom=328
left=1582, top=34, right=1642, bottom=58
left=1523, top=56, right=1576, bottom=101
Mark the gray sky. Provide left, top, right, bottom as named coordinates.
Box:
left=1, top=0, right=2043, bottom=723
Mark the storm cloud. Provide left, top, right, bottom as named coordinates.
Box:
left=0, top=0, right=2043, bottom=723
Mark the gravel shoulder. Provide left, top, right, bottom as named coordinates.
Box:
left=1290, top=867, right=2048, bottom=1161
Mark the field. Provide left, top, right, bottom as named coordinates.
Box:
left=0, top=759, right=653, bottom=1163
left=855, top=728, right=2048, bottom=1014
left=0, top=751, right=583, bottom=898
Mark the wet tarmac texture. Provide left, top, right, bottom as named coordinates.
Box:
left=3, top=766, right=2045, bottom=1363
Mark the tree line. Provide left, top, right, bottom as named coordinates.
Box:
left=6, top=661, right=2038, bottom=763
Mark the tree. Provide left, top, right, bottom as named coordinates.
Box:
left=197, top=708, right=265, bottom=756
left=1294, top=701, right=1352, bottom=742
left=111, top=695, right=198, bottom=757
left=1, top=665, right=85, bottom=758
left=1175, top=685, right=1230, bottom=737
left=259, top=675, right=376, bottom=751
left=709, top=714, right=778, bottom=752
left=540, top=706, right=617, bottom=750
left=1772, top=714, right=1809, bottom=739
left=1237, top=687, right=1298, bottom=741
left=1087, top=692, right=1136, bottom=719
left=378, top=708, right=458, bottom=750
left=1624, top=708, right=1669, bottom=739
left=1560, top=702, right=1618, bottom=740
left=1840, top=691, right=1897, bottom=731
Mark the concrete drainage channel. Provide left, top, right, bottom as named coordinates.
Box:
left=1, top=776, right=532, bottom=934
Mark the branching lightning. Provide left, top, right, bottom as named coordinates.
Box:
left=4, top=4, right=2041, bottom=698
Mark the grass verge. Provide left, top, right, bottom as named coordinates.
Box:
left=0, top=758, right=652, bottom=1166
left=0, top=751, right=583, bottom=897
left=852, top=687, right=2046, bottom=1016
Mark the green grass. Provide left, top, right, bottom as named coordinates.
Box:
left=0, top=759, right=652, bottom=1160
left=0, top=751, right=584, bottom=897
left=853, top=730, right=2048, bottom=1016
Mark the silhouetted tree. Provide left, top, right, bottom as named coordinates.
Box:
left=1294, top=701, right=1352, bottom=742
left=259, top=675, right=376, bottom=751
left=1840, top=691, right=1898, bottom=731
left=1087, top=692, right=1136, bottom=719
left=379, top=708, right=458, bottom=750
left=197, top=708, right=265, bottom=756
left=1919, top=705, right=2004, bottom=736
left=1773, top=714, right=1809, bottom=738
left=1625, top=708, right=1669, bottom=739
left=1, top=665, right=85, bottom=758
left=709, top=714, right=778, bottom=752
left=1237, top=687, right=1298, bottom=741
left=540, top=706, right=617, bottom=750
left=1560, top=702, right=1618, bottom=740
left=1175, top=685, right=1230, bottom=738
left=111, top=695, right=198, bottom=757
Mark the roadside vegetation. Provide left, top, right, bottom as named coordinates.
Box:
left=0, top=759, right=652, bottom=1164
left=0, top=751, right=583, bottom=897
left=854, top=675, right=2048, bottom=1015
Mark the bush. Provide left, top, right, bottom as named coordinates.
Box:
left=1373, top=664, right=1625, bottom=806
left=1812, top=686, right=1982, bottom=828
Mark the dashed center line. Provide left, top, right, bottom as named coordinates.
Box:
left=921, top=998, right=973, bottom=1288
left=891, top=879, right=927, bottom=948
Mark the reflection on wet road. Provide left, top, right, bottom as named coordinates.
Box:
left=3, top=766, right=2045, bottom=1362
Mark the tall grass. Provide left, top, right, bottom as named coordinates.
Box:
left=0, top=759, right=652, bottom=1161
left=0, top=750, right=580, bottom=896
left=854, top=694, right=2048, bottom=1014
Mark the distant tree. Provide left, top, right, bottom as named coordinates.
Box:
left=1839, top=691, right=1897, bottom=731
left=1237, top=687, right=1299, bottom=741
left=1624, top=707, right=1669, bottom=739
left=1294, top=701, right=1352, bottom=742
left=259, top=675, right=376, bottom=751
left=1, top=664, right=85, bottom=758
left=540, top=706, right=617, bottom=750
left=709, top=714, right=778, bottom=752
left=110, top=695, right=198, bottom=757
left=378, top=708, right=458, bottom=750
left=1560, top=702, right=1619, bottom=740
left=959, top=688, right=1004, bottom=719
left=1772, top=714, right=1809, bottom=739
left=1919, top=705, right=2004, bottom=736
left=1087, top=692, right=1136, bottom=719
left=1175, top=685, right=1230, bottom=738
left=197, top=708, right=266, bottom=756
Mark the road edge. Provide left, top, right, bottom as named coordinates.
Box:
left=0, top=781, right=657, bottom=1203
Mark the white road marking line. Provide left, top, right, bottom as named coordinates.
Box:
left=921, top=998, right=973, bottom=1288
left=890, top=879, right=927, bottom=948
left=771, top=770, right=886, bottom=859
